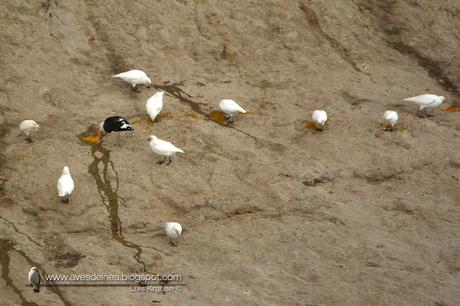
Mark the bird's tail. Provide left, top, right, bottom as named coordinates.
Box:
left=112, top=72, right=124, bottom=78
left=402, top=97, right=417, bottom=103
left=60, top=194, right=70, bottom=204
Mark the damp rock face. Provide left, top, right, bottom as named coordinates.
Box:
left=0, top=1, right=460, bottom=305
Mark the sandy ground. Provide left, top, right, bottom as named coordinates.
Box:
left=0, top=0, right=459, bottom=305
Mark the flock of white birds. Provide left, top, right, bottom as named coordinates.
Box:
left=24, top=69, right=447, bottom=291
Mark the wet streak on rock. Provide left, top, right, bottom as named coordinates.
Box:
left=0, top=216, right=43, bottom=248
left=299, top=2, right=363, bottom=73
left=0, top=239, right=37, bottom=306
left=0, top=239, right=71, bottom=306
left=83, top=0, right=128, bottom=74
left=355, top=0, right=460, bottom=97
left=88, top=143, right=146, bottom=271
left=153, top=82, right=258, bottom=140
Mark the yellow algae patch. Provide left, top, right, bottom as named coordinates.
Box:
left=305, top=120, right=317, bottom=130
left=185, top=112, right=199, bottom=120
left=210, top=111, right=227, bottom=123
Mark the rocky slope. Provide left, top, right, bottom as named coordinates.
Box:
left=0, top=0, right=459, bottom=305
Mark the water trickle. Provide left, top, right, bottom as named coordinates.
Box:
left=87, top=143, right=146, bottom=271
left=153, top=81, right=259, bottom=140
left=0, top=239, right=71, bottom=306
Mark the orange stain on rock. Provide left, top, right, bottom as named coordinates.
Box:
left=210, top=111, right=227, bottom=123
left=443, top=105, right=460, bottom=113
left=80, top=132, right=103, bottom=144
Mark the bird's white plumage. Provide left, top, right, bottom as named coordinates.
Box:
left=146, top=91, right=164, bottom=122
left=148, top=135, right=184, bottom=157
left=165, top=222, right=182, bottom=242
left=19, top=120, right=39, bottom=136
left=312, top=110, right=327, bottom=128
left=383, top=110, right=398, bottom=127
left=219, top=99, right=247, bottom=116
left=57, top=166, right=74, bottom=197
left=28, top=267, right=40, bottom=291
left=112, top=69, right=151, bottom=87
left=403, top=94, right=445, bottom=110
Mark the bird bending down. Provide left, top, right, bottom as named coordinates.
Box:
left=19, top=120, right=39, bottom=142
left=165, top=222, right=182, bottom=246
left=146, top=91, right=164, bottom=122
left=312, top=110, right=327, bottom=131
left=403, top=94, right=445, bottom=117
left=382, top=110, right=398, bottom=131
left=98, top=116, right=134, bottom=135
left=57, top=166, right=74, bottom=204
left=148, top=135, right=184, bottom=165
left=218, top=99, right=247, bottom=123
left=28, top=267, right=41, bottom=292
left=112, top=69, right=151, bottom=92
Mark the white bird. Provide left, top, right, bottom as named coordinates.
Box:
left=112, top=69, right=151, bottom=91
left=312, top=110, right=327, bottom=131
left=218, top=99, right=247, bottom=122
left=28, top=267, right=40, bottom=292
left=57, top=166, right=74, bottom=204
left=382, top=110, right=398, bottom=131
left=19, top=120, right=39, bottom=142
left=165, top=222, right=182, bottom=246
left=148, top=135, right=184, bottom=165
left=403, top=94, right=445, bottom=117
left=146, top=91, right=164, bottom=122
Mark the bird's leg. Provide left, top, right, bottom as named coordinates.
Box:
left=169, top=239, right=177, bottom=247
left=167, top=157, right=172, bottom=165
left=417, top=109, right=425, bottom=118
left=68, top=195, right=71, bottom=206
left=226, top=115, right=234, bottom=125
left=132, top=85, right=141, bottom=93
left=26, top=135, right=32, bottom=143
left=157, top=156, right=167, bottom=165
left=425, top=108, right=434, bottom=117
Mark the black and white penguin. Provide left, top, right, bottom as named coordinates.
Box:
left=98, top=116, right=134, bottom=135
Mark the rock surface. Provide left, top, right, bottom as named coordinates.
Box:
left=0, top=0, right=459, bottom=305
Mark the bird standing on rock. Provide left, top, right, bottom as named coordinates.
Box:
left=403, top=94, right=445, bottom=117
left=148, top=135, right=184, bottom=165
left=146, top=91, right=164, bottom=122
left=312, top=110, right=327, bottom=131
left=19, top=120, right=39, bottom=142
left=218, top=99, right=247, bottom=123
left=112, top=69, right=151, bottom=92
left=28, top=267, right=41, bottom=292
left=165, top=222, right=182, bottom=246
left=57, top=166, right=74, bottom=204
